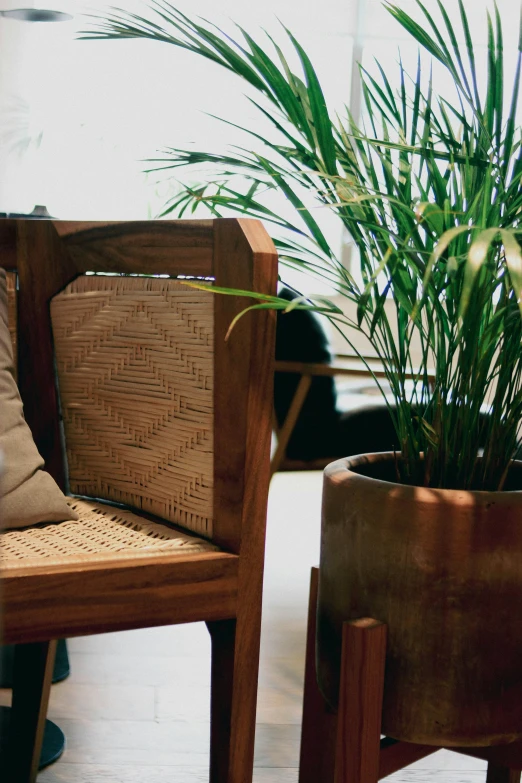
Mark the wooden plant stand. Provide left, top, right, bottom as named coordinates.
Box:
left=299, top=567, right=522, bottom=783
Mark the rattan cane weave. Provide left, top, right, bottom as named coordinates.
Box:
left=0, top=498, right=218, bottom=571
left=51, top=275, right=214, bottom=536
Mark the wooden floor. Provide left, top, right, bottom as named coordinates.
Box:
left=1, top=471, right=488, bottom=782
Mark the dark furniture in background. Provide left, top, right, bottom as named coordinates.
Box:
left=272, top=287, right=405, bottom=476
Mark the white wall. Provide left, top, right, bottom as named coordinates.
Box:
left=0, top=0, right=356, bottom=221
left=0, top=0, right=520, bottom=309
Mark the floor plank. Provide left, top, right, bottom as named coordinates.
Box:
left=38, top=765, right=301, bottom=783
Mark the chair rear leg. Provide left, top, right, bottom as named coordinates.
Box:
left=5, top=639, right=57, bottom=783
left=206, top=617, right=261, bottom=783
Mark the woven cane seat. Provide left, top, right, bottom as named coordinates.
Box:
left=0, top=497, right=218, bottom=572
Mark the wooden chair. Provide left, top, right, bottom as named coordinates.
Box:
left=0, top=217, right=277, bottom=783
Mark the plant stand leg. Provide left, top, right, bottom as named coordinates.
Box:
left=378, top=737, right=437, bottom=778
left=299, top=566, right=337, bottom=783
left=334, top=618, right=387, bottom=783
left=3, top=640, right=58, bottom=783
left=486, top=764, right=522, bottom=783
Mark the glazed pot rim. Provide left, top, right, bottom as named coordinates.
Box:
left=325, top=451, right=522, bottom=504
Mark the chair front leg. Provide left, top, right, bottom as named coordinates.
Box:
left=206, top=616, right=261, bottom=783
left=5, top=639, right=57, bottom=783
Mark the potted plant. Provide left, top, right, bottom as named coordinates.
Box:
left=87, top=1, right=522, bottom=745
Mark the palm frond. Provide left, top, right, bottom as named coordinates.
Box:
left=88, top=0, right=522, bottom=490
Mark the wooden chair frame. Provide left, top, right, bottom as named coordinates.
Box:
left=0, top=217, right=278, bottom=783
left=299, top=567, right=522, bottom=783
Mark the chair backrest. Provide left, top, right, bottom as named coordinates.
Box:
left=51, top=274, right=215, bottom=537
left=3, top=218, right=277, bottom=552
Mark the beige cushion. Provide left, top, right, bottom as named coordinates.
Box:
left=0, top=267, right=77, bottom=529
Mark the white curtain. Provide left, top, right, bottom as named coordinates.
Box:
left=0, top=0, right=356, bottom=218
left=0, top=0, right=519, bottom=222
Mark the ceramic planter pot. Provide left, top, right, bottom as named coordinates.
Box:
left=317, top=452, right=522, bottom=746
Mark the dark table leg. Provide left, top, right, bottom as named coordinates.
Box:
left=0, top=641, right=66, bottom=781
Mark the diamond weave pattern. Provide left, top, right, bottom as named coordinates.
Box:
left=51, top=275, right=214, bottom=536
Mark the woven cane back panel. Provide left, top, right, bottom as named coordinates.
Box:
left=51, top=275, right=214, bottom=536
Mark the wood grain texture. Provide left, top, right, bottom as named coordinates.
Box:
left=334, top=619, right=387, bottom=783
left=230, top=218, right=277, bottom=782
left=56, top=219, right=213, bottom=242
left=61, top=220, right=213, bottom=278
left=298, top=566, right=337, bottom=783
left=1, top=553, right=238, bottom=644
left=211, top=218, right=278, bottom=782
left=212, top=218, right=277, bottom=553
